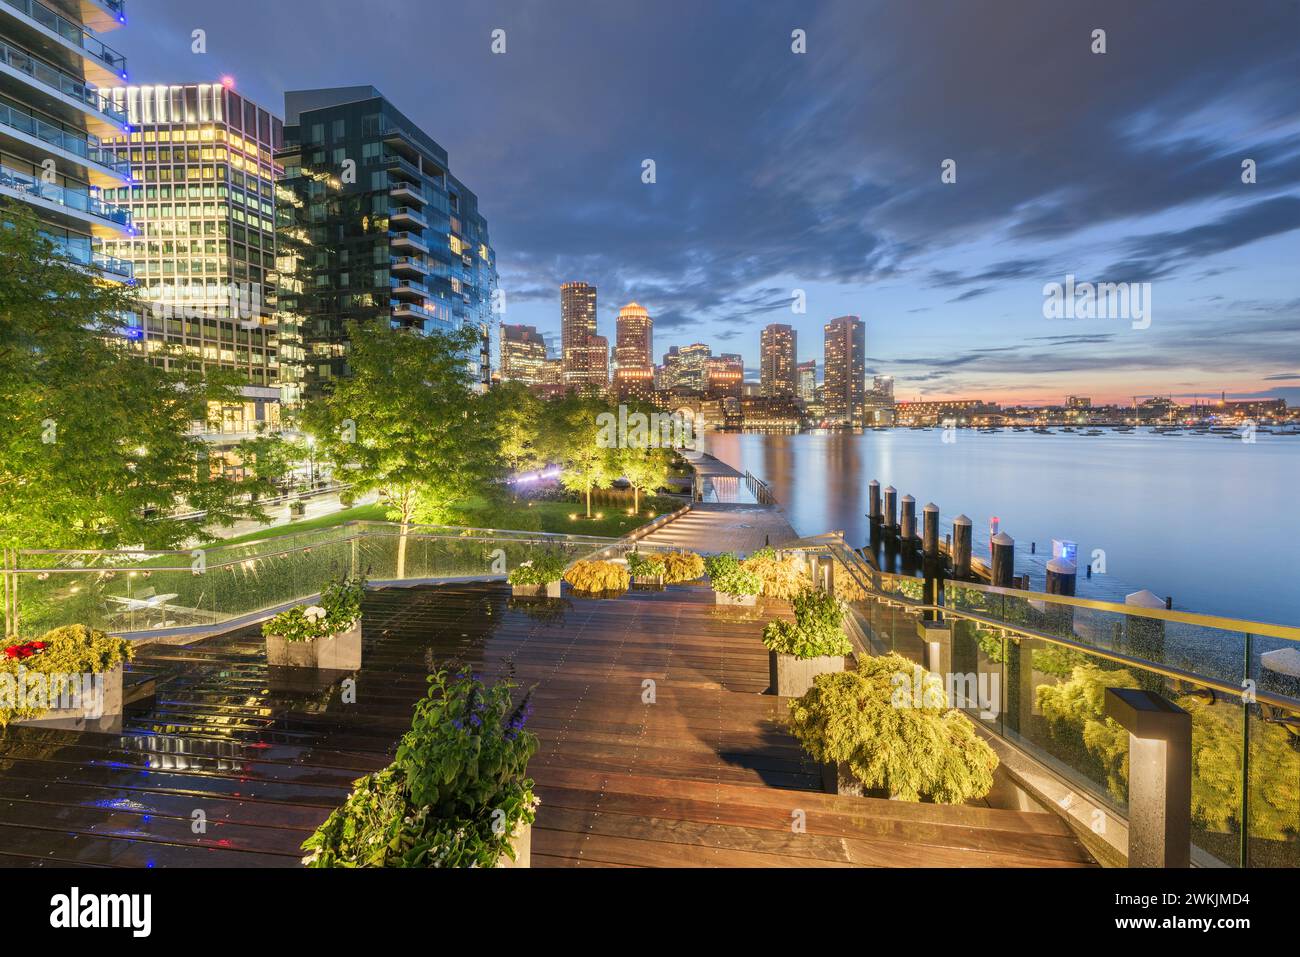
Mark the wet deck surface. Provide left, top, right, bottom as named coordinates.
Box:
left=0, top=583, right=1095, bottom=867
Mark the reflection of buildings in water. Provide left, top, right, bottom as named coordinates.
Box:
left=115, top=733, right=251, bottom=773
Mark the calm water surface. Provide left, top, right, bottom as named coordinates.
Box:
left=702, top=429, right=1300, bottom=626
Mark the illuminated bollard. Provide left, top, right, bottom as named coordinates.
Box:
left=1104, top=688, right=1192, bottom=868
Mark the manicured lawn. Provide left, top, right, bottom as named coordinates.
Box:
left=212, top=503, right=390, bottom=547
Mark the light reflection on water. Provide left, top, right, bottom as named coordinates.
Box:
left=702, top=429, right=1300, bottom=625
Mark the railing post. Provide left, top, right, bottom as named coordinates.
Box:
left=1104, top=688, right=1192, bottom=868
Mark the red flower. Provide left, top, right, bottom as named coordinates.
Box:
left=3, top=641, right=46, bottom=660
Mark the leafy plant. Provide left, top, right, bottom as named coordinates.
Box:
left=763, top=589, right=853, bottom=658
left=705, top=553, right=762, bottom=597
left=262, top=575, right=365, bottom=642
left=507, top=554, right=567, bottom=586
left=302, top=669, right=539, bottom=867
left=0, top=625, right=134, bottom=727
left=788, top=654, right=999, bottom=803
left=741, top=551, right=811, bottom=599
left=626, top=551, right=666, bottom=578
left=660, top=551, right=705, bottom=584
left=563, top=560, right=630, bottom=594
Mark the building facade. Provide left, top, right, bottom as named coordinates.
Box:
left=275, top=86, right=496, bottom=404
left=760, top=323, right=797, bottom=397
left=499, top=322, right=548, bottom=385
left=0, top=0, right=133, bottom=278
left=560, top=280, right=597, bottom=384
left=704, top=353, right=743, bottom=399
left=612, top=301, right=654, bottom=401
left=823, top=315, right=866, bottom=426
left=796, top=359, right=816, bottom=401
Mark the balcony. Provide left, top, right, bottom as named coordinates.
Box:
left=0, top=36, right=128, bottom=136
left=0, top=159, right=131, bottom=235
left=390, top=277, right=429, bottom=301
left=0, top=0, right=129, bottom=87
left=389, top=180, right=424, bottom=206
left=389, top=230, right=428, bottom=255
left=390, top=255, right=429, bottom=278
left=391, top=300, right=434, bottom=324
left=388, top=205, right=427, bottom=230
left=0, top=100, right=131, bottom=186
left=76, top=0, right=126, bottom=33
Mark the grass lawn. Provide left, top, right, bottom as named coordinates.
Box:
left=207, top=496, right=681, bottom=547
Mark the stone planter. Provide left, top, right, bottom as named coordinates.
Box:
left=511, top=581, right=561, bottom=599
left=715, top=591, right=757, bottom=607
left=821, top=761, right=897, bottom=800
left=769, top=651, right=845, bottom=697
left=15, top=664, right=123, bottom=732
left=265, top=619, right=362, bottom=670
left=633, top=574, right=665, bottom=589
left=497, top=822, right=532, bottom=868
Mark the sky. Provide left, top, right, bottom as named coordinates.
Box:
left=111, top=0, right=1300, bottom=406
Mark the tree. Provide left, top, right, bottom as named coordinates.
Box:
left=0, top=202, right=263, bottom=632
left=546, top=395, right=617, bottom=519
left=482, top=381, right=544, bottom=480
left=235, top=423, right=304, bottom=496
left=300, top=321, right=495, bottom=577
left=618, top=445, right=673, bottom=513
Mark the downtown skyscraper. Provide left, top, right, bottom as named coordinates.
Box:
left=560, top=280, right=605, bottom=392
left=612, top=301, right=654, bottom=401
left=760, top=323, right=797, bottom=397
left=275, top=86, right=496, bottom=404
left=823, top=315, right=866, bottom=426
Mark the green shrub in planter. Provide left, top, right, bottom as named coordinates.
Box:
left=506, top=554, right=567, bottom=586
left=262, top=576, right=365, bottom=643
left=788, top=654, right=998, bottom=803
left=0, top=625, right=134, bottom=727
left=626, top=551, right=666, bottom=579
left=763, top=589, right=853, bottom=658
left=705, top=553, right=762, bottom=598
left=302, top=668, right=539, bottom=867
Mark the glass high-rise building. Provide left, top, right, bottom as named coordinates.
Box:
left=276, top=86, right=496, bottom=404
left=612, top=301, right=654, bottom=401
left=760, top=323, right=797, bottom=397
left=796, top=359, right=816, bottom=401
left=560, top=280, right=598, bottom=387
left=823, top=315, right=866, bottom=426
left=0, top=0, right=134, bottom=279
left=100, top=84, right=282, bottom=414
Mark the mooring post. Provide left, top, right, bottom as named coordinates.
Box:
left=921, top=503, right=943, bottom=622
left=867, top=479, right=881, bottom=525
left=1104, top=688, right=1192, bottom=868
left=990, top=532, right=1015, bottom=588
left=900, top=495, right=917, bottom=546
left=1045, top=558, right=1076, bottom=596
left=882, top=485, right=898, bottom=535
left=951, top=514, right=972, bottom=580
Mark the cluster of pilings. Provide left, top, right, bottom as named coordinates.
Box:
left=865, top=479, right=1080, bottom=599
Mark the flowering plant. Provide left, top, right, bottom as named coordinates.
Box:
left=3, top=640, right=48, bottom=660
left=302, top=668, right=539, bottom=867
left=506, top=554, right=567, bottom=586
left=0, top=625, right=133, bottom=727
left=263, top=575, right=365, bottom=643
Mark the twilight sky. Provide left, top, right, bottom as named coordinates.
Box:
left=114, top=0, right=1300, bottom=405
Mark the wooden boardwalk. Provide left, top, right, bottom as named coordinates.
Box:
left=0, top=583, right=1095, bottom=868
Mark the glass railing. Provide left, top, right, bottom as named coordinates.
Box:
left=786, top=536, right=1300, bottom=868
left=0, top=101, right=131, bottom=176
left=1, top=0, right=128, bottom=77
left=0, top=36, right=127, bottom=124
left=0, top=161, right=131, bottom=226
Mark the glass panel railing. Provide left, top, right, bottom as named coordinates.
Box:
left=1, top=0, right=128, bottom=77
left=0, top=102, right=131, bottom=177
left=0, top=161, right=131, bottom=226
left=0, top=36, right=127, bottom=124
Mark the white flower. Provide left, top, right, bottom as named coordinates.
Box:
left=303, top=605, right=327, bottom=622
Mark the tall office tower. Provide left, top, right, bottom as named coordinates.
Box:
left=797, top=359, right=816, bottom=401
left=100, top=83, right=283, bottom=447
left=534, top=356, right=566, bottom=399
left=672, top=342, right=712, bottom=391
left=499, top=323, right=548, bottom=385
left=0, top=0, right=133, bottom=278
left=823, top=315, right=866, bottom=426
left=873, top=375, right=895, bottom=403
left=560, top=280, right=597, bottom=383
left=760, top=323, right=797, bottom=397
left=704, top=353, right=743, bottom=399
left=276, top=86, right=497, bottom=404
left=612, top=301, right=654, bottom=401
left=568, top=333, right=609, bottom=395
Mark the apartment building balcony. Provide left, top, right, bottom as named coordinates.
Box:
left=75, top=0, right=126, bottom=33
left=390, top=300, right=433, bottom=324
left=388, top=205, right=427, bottom=230
left=389, top=179, right=425, bottom=207
left=0, top=100, right=131, bottom=186
left=0, top=35, right=129, bottom=137
left=390, top=255, right=429, bottom=278
left=0, top=159, right=131, bottom=235
left=390, top=277, right=429, bottom=301
left=0, top=0, right=129, bottom=86
left=389, top=230, right=428, bottom=255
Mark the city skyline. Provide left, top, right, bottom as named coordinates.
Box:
left=107, top=0, right=1300, bottom=407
